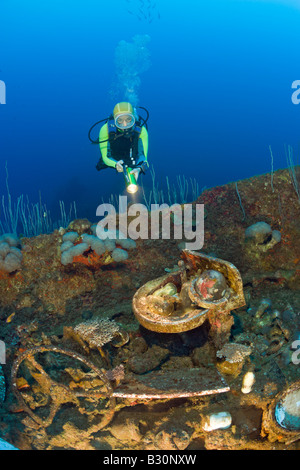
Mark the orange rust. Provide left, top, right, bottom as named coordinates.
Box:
left=0, top=271, right=9, bottom=280
left=16, top=377, right=30, bottom=390
left=15, top=272, right=24, bottom=281
left=0, top=271, right=23, bottom=281
left=212, top=319, right=222, bottom=329
left=72, top=250, right=104, bottom=267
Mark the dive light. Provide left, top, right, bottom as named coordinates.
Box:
left=124, top=167, right=139, bottom=194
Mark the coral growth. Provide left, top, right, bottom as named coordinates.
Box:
left=216, top=342, right=252, bottom=363
left=245, top=221, right=281, bottom=252
left=73, top=318, right=121, bottom=349
left=60, top=228, right=136, bottom=266
left=0, top=233, right=22, bottom=273
left=0, top=168, right=299, bottom=450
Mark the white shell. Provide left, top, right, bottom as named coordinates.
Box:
left=202, top=411, right=232, bottom=432
left=241, top=371, right=255, bottom=394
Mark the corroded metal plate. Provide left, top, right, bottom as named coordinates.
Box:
left=112, top=367, right=229, bottom=399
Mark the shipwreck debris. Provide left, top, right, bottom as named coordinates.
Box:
left=11, top=346, right=116, bottom=429
left=10, top=346, right=230, bottom=431
left=216, top=342, right=252, bottom=377
left=262, top=379, right=300, bottom=445
left=111, top=367, right=230, bottom=399
left=133, top=250, right=245, bottom=349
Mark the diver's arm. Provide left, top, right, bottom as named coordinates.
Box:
left=137, top=126, right=148, bottom=163
left=131, top=127, right=149, bottom=178
left=99, top=124, right=118, bottom=168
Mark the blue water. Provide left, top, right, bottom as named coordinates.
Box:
left=0, top=0, right=300, bottom=227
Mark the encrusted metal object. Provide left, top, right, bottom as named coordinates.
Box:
left=262, top=379, right=300, bottom=445
left=112, top=367, right=229, bottom=399
left=132, top=250, right=245, bottom=335
left=11, top=346, right=116, bottom=429
left=11, top=346, right=230, bottom=428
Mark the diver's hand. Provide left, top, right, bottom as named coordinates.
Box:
left=139, top=161, right=149, bottom=174
left=130, top=168, right=141, bottom=180
left=116, top=160, right=124, bottom=173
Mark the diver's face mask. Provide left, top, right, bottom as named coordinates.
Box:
left=115, top=113, right=135, bottom=130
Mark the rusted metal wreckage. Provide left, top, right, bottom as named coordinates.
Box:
left=133, top=250, right=246, bottom=348
left=10, top=250, right=243, bottom=429
left=11, top=345, right=230, bottom=429
left=9, top=250, right=300, bottom=443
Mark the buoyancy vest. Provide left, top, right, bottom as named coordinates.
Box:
left=107, top=118, right=142, bottom=166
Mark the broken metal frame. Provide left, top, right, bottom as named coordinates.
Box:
left=11, top=346, right=116, bottom=430
left=11, top=345, right=230, bottom=429
left=10, top=252, right=245, bottom=430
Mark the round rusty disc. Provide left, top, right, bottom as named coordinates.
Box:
left=132, top=250, right=246, bottom=334
left=132, top=274, right=209, bottom=333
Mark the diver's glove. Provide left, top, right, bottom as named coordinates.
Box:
left=130, top=168, right=141, bottom=180
left=96, top=161, right=103, bottom=171
left=139, top=161, right=149, bottom=174
left=115, top=160, right=124, bottom=173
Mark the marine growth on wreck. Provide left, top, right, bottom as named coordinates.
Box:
left=0, top=166, right=299, bottom=450
left=1, top=0, right=300, bottom=453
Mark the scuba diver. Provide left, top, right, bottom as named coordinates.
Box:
left=89, top=102, right=149, bottom=194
